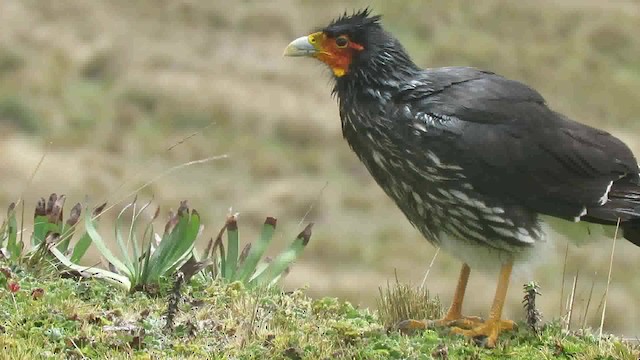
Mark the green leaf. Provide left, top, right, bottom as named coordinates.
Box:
left=207, top=222, right=227, bottom=279
left=84, top=210, right=131, bottom=277
left=250, top=223, right=312, bottom=287
left=57, top=203, right=82, bottom=253
left=50, top=246, right=131, bottom=290
left=32, top=215, right=58, bottom=246
left=56, top=227, right=74, bottom=253
left=0, top=221, right=6, bottom=249
left=69, top=232, right=92, bottom=263
left=137, top=213, right=157, bottom=286
left=235, top=217, right=276, bottom=283
left=114, top=203, right=134, bottom=274
left=131, top=202, right=155, bottom=282
left=225, top=217, right=239, bottom=280
left=69, top=204, right=102, bottom=263
left=139, top=229, right=154, bottom=285
left=6, top=204, right=21, bottom=258
left=215, top=234, right=226, bottom=279
left=56, top=223, right=75, bottom=253
left=144, top=205, right=200, bottom=283
left=165, top=210, right=200, bottom=273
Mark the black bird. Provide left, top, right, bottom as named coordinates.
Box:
left=284, top=9, right=640, bottom=347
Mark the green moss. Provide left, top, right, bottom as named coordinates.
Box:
left=0, top=268, right=636, bottom=359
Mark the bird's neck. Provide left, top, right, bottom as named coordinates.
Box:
left=332, top=47, right=420, bottom=103
left=332, top=51, right=420, bottom=158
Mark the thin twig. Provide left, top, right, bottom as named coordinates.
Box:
left=566, top=270, right=579, bottom=332
left=560, top=243, right=569, bottom=319
left=272, top=180, right=328, bottom=261
left=68, top=338, right=86, bottom=359
left=102, top=122, right=216, bottom=204
left=19, top=200, right=25, bottom=256
left=96, top=155, right=228, bottom=220
left=598, top=217, right=620, bottom=342
left=166, top=123, right=215, bottom=151
left=420, top=247, right=440, bottom=290
left=594, top=290, right=606, bottom=325
left=296, top=181, right=328, bottom=229
left=582, top=272, right=596, bottom=331
left=14, top=153, right=47, bottom=247
left=16, top=153, right=47, bottom=207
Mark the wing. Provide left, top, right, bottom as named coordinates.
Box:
left=393, top=67, right=639, bottom=221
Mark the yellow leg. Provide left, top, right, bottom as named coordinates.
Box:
left=451, top=260, right=517, bottom=348
left=437, top=263, right=483, bottom=327
left=445, top=263, right=470, bottom=318
left=397, top=263, right=482, bottom=333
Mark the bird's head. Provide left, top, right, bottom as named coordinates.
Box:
left=284, top=9, right=390, bottom=78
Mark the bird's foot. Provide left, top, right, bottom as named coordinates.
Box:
left=450, top=319, right=516, bottom=348
left=395, top=315, right=484, bottom=335
left=395, top=319, right=428, bottom=335
left=433, top=315, right=484, bottom=329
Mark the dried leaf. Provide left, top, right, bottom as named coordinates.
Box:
left=164, top=210, right=179, bottom=235
left=31, top=288, right=45, bottom=300
left=46, top=193, right=57, bottom=216
left=238, top=243, right=252, bottom=266
left=227, top=215, right=238, bottom=231
left=179, top=256, right=214, bottom=282
left=205, top=219, right=229, bottom=258
left=45, top=232, right=60, bottom=245
left=66, top=203, right=82, bottom=227
left=265, top=217, right=277, bottom=227
left=298, top=223, right=314, bottom=246
left=93, top=202, right=107, bottom=217
left=0, top=267, right=12, bottom=279
left=152, top=206, right=161, bottom=221
left=49, top=194, right=66, bottom=224
left=34, top=199, right=45, bottom=217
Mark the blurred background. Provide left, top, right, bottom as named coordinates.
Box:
left=1, top=0, right=639, bottom=336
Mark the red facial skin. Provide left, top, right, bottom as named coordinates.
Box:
left=312, top=33, right=364, bottom=77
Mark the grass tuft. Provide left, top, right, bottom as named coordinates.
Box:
left=376, top=274, right=442, bottom=330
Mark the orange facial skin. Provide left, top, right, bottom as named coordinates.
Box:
left=308, top=32, right=364, bottom=77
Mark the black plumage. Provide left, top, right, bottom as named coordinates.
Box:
left=326, top=11, right=640, bottom=252
left=285, top=9, right=640, bottom=347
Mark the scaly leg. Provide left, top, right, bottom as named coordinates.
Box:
left=436, top=263, right=483, bottom=328
left=397, top=263, right=482, bottom=332
left=451, top=260, right=517, bottom=348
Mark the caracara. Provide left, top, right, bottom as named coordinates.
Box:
left=284, top=9, right=640, bottom=347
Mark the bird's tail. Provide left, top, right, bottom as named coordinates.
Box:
left=622, top=219, right=640, bottom=247
left=613, top=181, right=640, bottom=247
left=583, top=178, right=640, bottom=247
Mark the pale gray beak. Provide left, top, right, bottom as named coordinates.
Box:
left=283, top=36, right=317, bottom=57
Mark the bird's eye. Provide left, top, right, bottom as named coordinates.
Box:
left=335, top=36, right=349, bottom=48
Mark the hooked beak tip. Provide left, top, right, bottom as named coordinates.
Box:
left=283, top=36, right=317, bottom=57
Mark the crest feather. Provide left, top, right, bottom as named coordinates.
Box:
left=322, top=8, right=382, bottom=37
